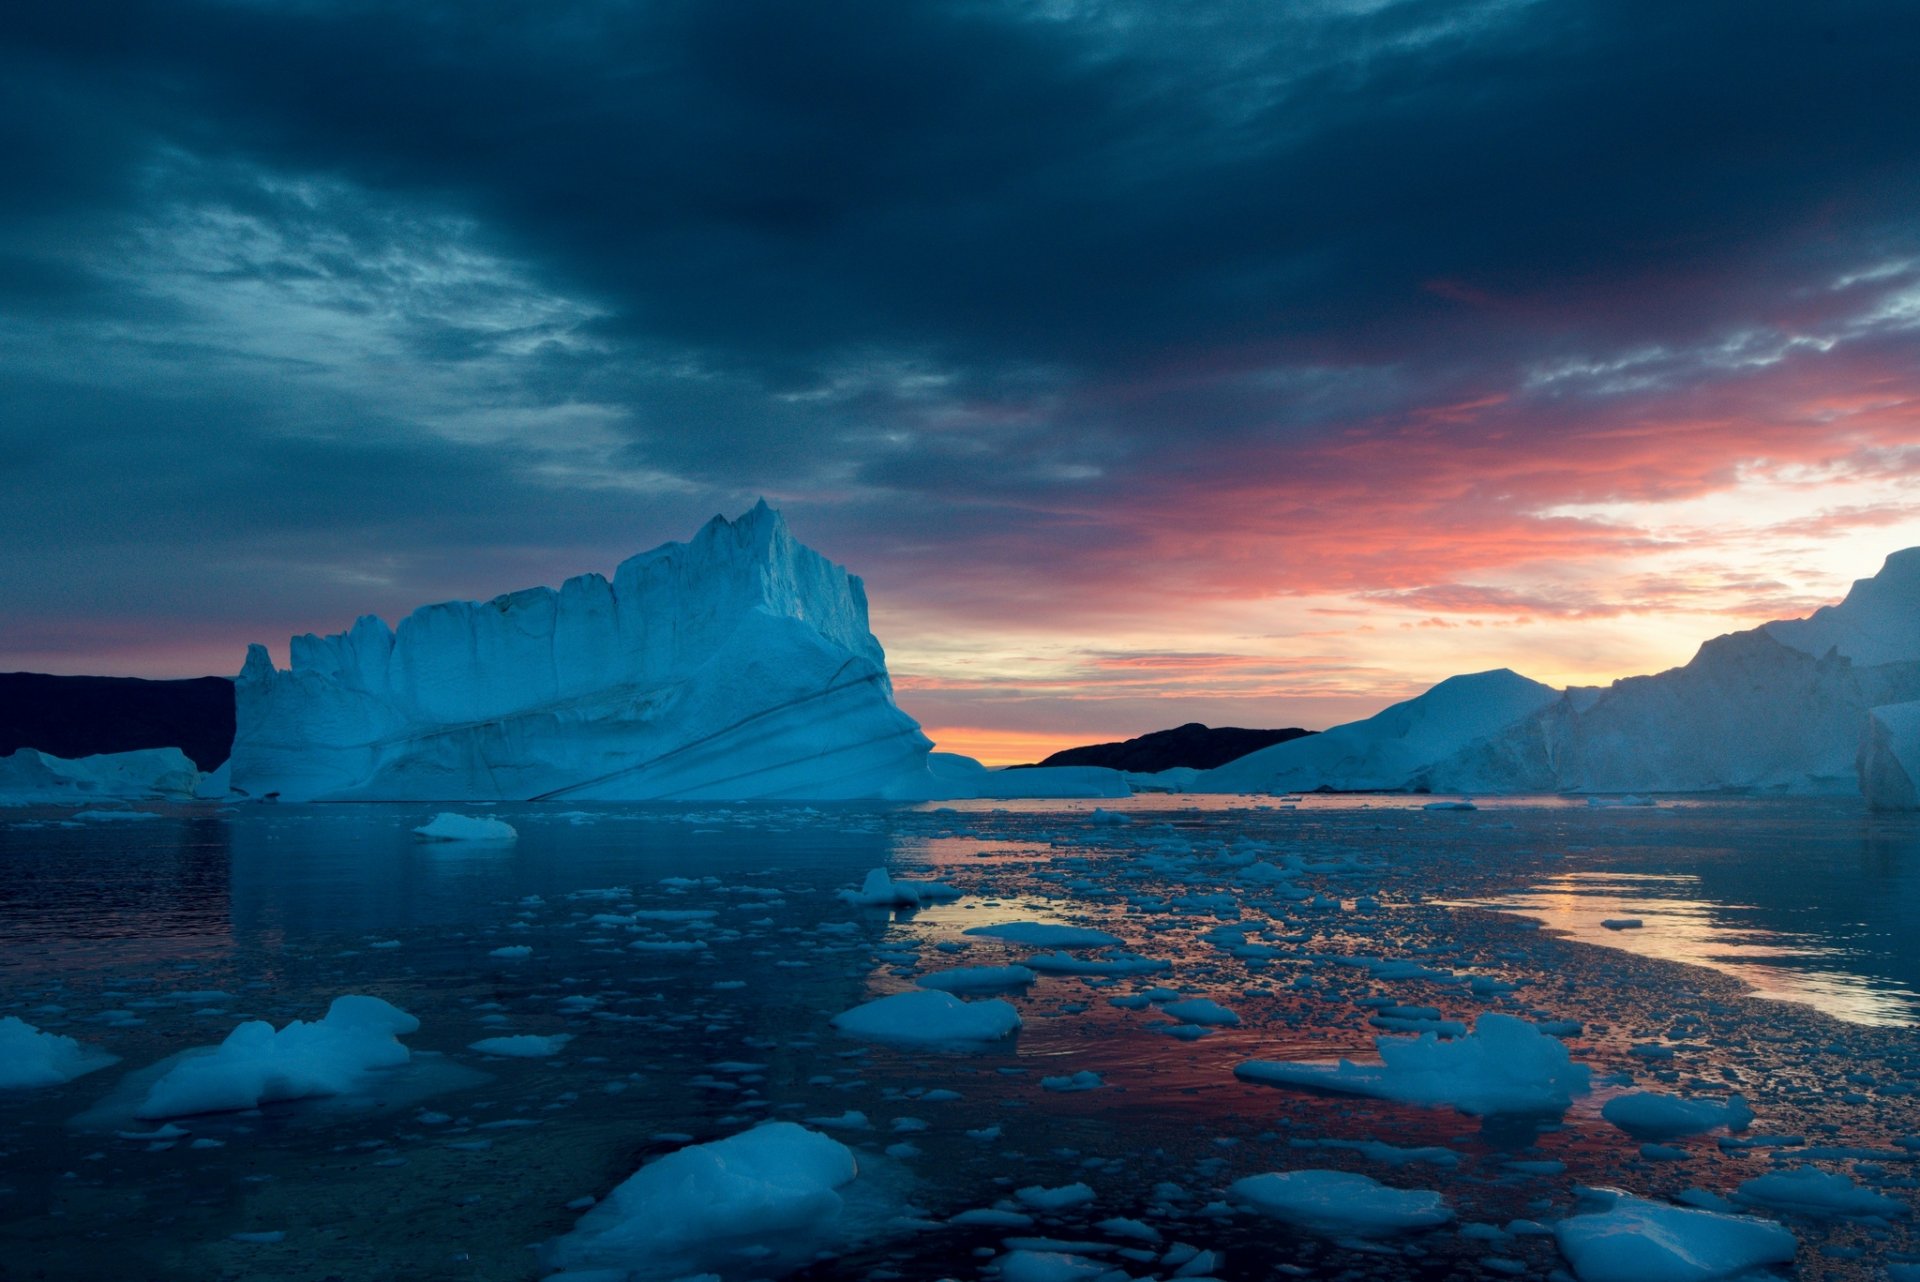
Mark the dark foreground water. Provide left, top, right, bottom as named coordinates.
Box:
left=3, top=795, right=1920, bottom=1282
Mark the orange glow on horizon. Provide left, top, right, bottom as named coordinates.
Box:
left=920, top=725, right=1096, bottom=767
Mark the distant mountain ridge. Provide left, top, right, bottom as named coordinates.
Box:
left=0, top=672, right=235, bottom=772
left=1011, top=722, right=1315, bottom=774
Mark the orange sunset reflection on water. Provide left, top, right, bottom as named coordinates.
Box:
left=1459, top=870, right=1920, bottom=1028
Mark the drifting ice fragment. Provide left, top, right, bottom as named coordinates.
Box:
left=135, top=996, right=419, bottom=1119
left=1553, top=1189, right=1796, bottom=1282
left=1235, top=1013, right=1591, bottom=1116
left=831, top=990, right=1021, bottom=1045
left=0, top=1017, right=118, bottom=1089
left=414, top=813, right=517, bottom=842
left=1230, top=1169, right=1453, bottom=1236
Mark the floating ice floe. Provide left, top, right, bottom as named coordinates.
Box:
left=916, top=965, right=1038, bottom=993
left=962, top=922, right=1123, bottom=948
left=1734, top=1167, right=1908, bottom=1218
left=414, top=812, right=518, bottom=842
left=831, top=990, right=1021, bottom=1045
left=838, top=867, right=962, bottom=908
left=1602, top=1092, right=1753, bottom=1138
left=1235, top=1013, right=1591, bottom=1116
left=1159, top=997, right=1239, bottom=1026
left=134, top=995, right=419, bottom=1119
left=1552, top=1189, right=1797, bottom=1282
left=0, top=1016, right=118, bottom=1089
left=468, top=1033, right=573, bottom=1058
left=545, top=1122, right=860, bottom=1278
left=1229, top=1169, right=1453, bottom=1236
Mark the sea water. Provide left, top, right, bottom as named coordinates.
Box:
left=2, top=795, right=1917, bottom=1280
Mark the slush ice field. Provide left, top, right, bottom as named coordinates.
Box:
left=4, top=795, right=1920, bottom=1281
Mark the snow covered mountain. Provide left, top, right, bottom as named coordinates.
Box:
left=1198, top=549, right=1920, bottom=797
left=230, top=503, right=946, bottom=801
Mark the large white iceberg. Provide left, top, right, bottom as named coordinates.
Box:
left=0, top=746, right=206, bottom=806
left=230, top=504, right=951, bottom=802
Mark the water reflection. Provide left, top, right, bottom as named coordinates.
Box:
left=1461, top=869, right=1920, bottom=1027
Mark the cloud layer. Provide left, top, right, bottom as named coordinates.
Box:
left=4, top=0, right=1919, bottom=757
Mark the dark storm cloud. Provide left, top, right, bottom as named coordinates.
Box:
left=3, top=0, right=1919, bottom=676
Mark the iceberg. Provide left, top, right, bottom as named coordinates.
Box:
left=1198, top=669, right=1558, bottom=794
left=1861, top=700, right=1920, bottom=811
left=0, top=746, right=206, bottom=806
left=1197, top=547, right=1920, bottom=798
left=1235, top=1013, right=1591, bottom=1116
left=0, top=1017, right=119, bottom=1089
left=135, top=995, right=420, bottom=1119
left=1230, top=1169, right=1453, bottom=1236
left=230, top=503, right=946, bottom=802
left=546, top=1123, right=860, bottom=1278
left=1554, top=1190, right=1797, bottom=1282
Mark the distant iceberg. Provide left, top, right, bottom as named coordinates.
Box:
left=1199, top=669, right=1558, bottom=794
left=0, top=746, right=207, bottom=805
left=1197, top=548, right=1920, bottom=799
left=230, top=503, right=952, bottom=802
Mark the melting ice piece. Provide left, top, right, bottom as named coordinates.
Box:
left=917, top=965, right=1038, bottom=993
left=546, top=1122, right=858, bottom=1277
left=468, top=1033, right=573, bottom=1058
left=963, top=922, right=1123, bottom=948
left=1159, top=998, right=1240, bottom=1026
left=1229, top=1169, right=1452, bottom=1236
left=1602, top=1092, right=1754, bottom=1138
left=831, top=990, right=1021, bottom=1045
left=1235, top=1013, right=1591, bottom=1116
left=413, top=813, right=517, bottom=842
left=1734, top=1167, right=1909, bottom=1218
left=1553, top=1190, right=1796, bottom=1282
left=838, top=868, right=962, bottom=908
left=0, top=1017, right=118, bottom=1089
left=135, top=996, right=419, bottom=1119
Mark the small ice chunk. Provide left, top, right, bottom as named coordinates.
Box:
left=963, top=922, right=1123, bottom=948
left=413, top=813, right=517, bottom=842
left=1230, top=1169, right=1452, bottom=1236
left=1602, top=1093, right=1753, bottom=1138
left=0, top=1016, right=118, bottom=1089
left=1235, top=1013, right=1590, bottom=1116
left=1040, top=1071, right=1105, bottom=1093
left=1159, top=998, right=1239, bottom=1027
left=1017, top=1182, right=1097, bottom=1210
left=917, top=965, right=1038, bottom=993
left=838, top=868, right=962, bottom=908
left=1734, top=1167, right=1908, bottom=1218
left=468, top=1034, right=574, bottom=1058
left=831, top=990, right=1020, bottom=1046
left=136, top=996, right=418, bottom=1119
left=488, top=945, right=533, bottom=960
left=1554, top=1190, right=1797, bottom=1282
left=546, top=1123, right=857, bottom=1274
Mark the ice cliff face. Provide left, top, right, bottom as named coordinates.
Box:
left=229, top=503, right=942, bottom=801
left=1198, top=549, right=1920, bottom=797
left=1861, top=701, right=1920, bottom=811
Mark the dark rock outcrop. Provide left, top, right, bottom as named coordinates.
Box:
left=0, top=673, right=235, bottom=771
left=1014, top=723, right=1315, bottom=774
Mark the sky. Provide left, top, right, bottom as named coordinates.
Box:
left=4, top=0, right=1920, bottom=763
